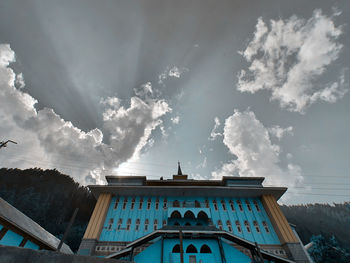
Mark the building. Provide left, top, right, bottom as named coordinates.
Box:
left=78, top=164, right=310, bottom=263
left=0, top=197, right=72, bottom=254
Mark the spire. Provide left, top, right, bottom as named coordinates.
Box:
left=177, top=161, right=183, bottom=175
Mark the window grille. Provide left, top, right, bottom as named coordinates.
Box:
left=139, top=198, right=143, bottom=209
left=145, top=219, right=149, bottom=231
left=235, top=220, right=242, bottom=233
left=108, top=218, right=113, bottom=230
left=217, top=220, right=223, bottom=230
left=131, top=198, right=135, bottom=210
left=221, top=200, right=227, bottom=211
left=237, top=200, right=243, bottom=211
left=253, top=200, right=261, bottom=211
left=226, top=220, right=232, bottom=232
left=245, top=200, right=252, bottom=211
left=126, top=219, right=131, bottom=230
left=117, top=219, right=122, bottom=230
left=135, top=219, right=140, bottom=231
left=114, top=198, right=119, bottom=209
left=229, top=200, right=235, bottom=211
left=213, top=200, right=218, bottom=210
left=253, top=221, right=260, bottom=233
left=147, top=198, right=151, bottom=209
left=262, top=221, right=270, bottom=233
left=122, top=198, right=128, bottom=209
left=163, top=198, right=167, bottom=209
left=154, top=219, right=158, bottom=230
left=244, top=220, right=251, bottom=233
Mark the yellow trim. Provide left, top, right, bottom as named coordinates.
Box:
left=83, top=193, right=112, bottom=239
left=261, top=195, right=298, bottom=244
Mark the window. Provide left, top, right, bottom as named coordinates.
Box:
left=135, top=219, right=140, bottom=231
left=155, top=198, right=159, bottom=210
left=186, top=244, right=198, bottom=253
left=253, top=221, right=260, bottom=233
left=200, top=245, right=212, bottom=253
left=114, top=198, right=119, bottom=209
left=235, top=220, right=242, bottom=233
left=163, top=220, right=167, bottom=227
left=245, top=200, right=252, bottom=211
left=244, top=220, right=251, bottom=233
left=221, top=200, right=227, bottom=211
left=108, top=218, right=114, bottom=230
left=182, top=200, right=187, bottom=207
left=253, top=200, right=261, bottom=212
left=172, top=244, right=180, bottom=253
left=123, top=197, right=128, bottom=209
left=131, top=198, right=135, bottom=210
left=126, top=219, right=131, bottom=230
left=213, top=200, right=218, bottom=210
left=262, top=221, right=270, bottom=233
left=229, top=200, right=235, bottom=211
left=226, top=220, right=232, bottom=232
left=145, top=219, right=149, bottom=231
left=139, top=198, right=143, bottom=209
left=117, top=219, right=122, bottom=230
left=217, top=220, right=223, bottom=230
left=147, top=198, right=151, bottom=209
left=154, top=219, right=158, bottom=230
left=173, top=200, right=180, bottom=207
left=237, top=200, right=243, bottom=211
left=163, top=198, right=167, bottom=209
left=205, top=199, right=209, bottom=208
left=195, top=200, right=201, bottom=208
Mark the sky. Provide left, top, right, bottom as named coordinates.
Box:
left=0, top=0, right=349, bottom=204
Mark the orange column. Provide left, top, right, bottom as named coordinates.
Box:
left=83, top=193, right=112, bottom=240
left=261, top=195, right=298, bottom=244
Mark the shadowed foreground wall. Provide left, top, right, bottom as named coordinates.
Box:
left=0, top=245, right=130, bottom=263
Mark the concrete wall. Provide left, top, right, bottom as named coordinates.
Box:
left=0, top=245, right=130, bottom=263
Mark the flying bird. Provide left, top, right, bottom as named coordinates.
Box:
left=0, top=140, right=18, bottom=149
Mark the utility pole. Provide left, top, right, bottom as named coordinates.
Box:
left=0, top=140, right=17, bottom=149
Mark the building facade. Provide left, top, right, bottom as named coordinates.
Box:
left=78, top=167, right=310, bottom=263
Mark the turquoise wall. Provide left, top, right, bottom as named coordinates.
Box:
left=133, top=238, right=252, bottom=263
left=0, top=230, right=23, bottom=246
left=24, top=240, right=40, bottom=250
left=0, top=223, right=3, bottom=231
left=99, top=196, right=280, bottom=245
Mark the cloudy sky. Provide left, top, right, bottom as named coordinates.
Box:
left=0, top=0, right=349, bottom=204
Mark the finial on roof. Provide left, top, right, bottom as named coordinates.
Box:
left=177, top=161, right=183, bottom=175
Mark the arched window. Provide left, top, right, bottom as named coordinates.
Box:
left=126, top=218, right=131, bottom=230
left=235, top=220, right=242, bottom=233
left=253, top=200, right=260, bottom=212
left=139, top=198, right=143, bottom=209
left=195, top=200, right=201, bottom=208
left=186, top=244, right=198, bottom=253
left=114, top=198, right=119, bottom=209
left=245, top=200, right=252, bottom=211
left=117, top=219, right=122, bottom=230
left=198, top=211, right=209, bottom=220
left=131, top=198, right=135, bottom=210
left=123, top=197, right=128, bottom=209
left=213, top=200, right=218, bottom=210
left=163, top=198, right=167, bottom=209
left=221, top=200, right=227, bottom=211
left=253, top=221, right=260, bottom=233
left=229, top=200, right=235, bottom=211
left=145, top=219, right=149, bottom=231
left=172, top=244, right=180, bottom=253
left=155, top=198, right=159, bottom=210
left=153, top=219, right=158, bottom=230
left=226, top=220, right=232, bottom=232
left=173, top=200, right=180, bottom=207
left=237, top=200, right=243, bottom=211
left=217, top=220, right=223, bottom=230
left=108, top=218, right=113, bottom=230
left=244, top=220, right=251, bottom=233
left=184, top=211, right=195, bottom=219
left=135, top=219, right=140, bottom=231
left=147, top=198, right=151, bottom=209
left=174, top=221, right=180, bottom=226
left=170, top=211, right=182, bottom=219
left=200, top=245, right=212, bottom=253
left=262, top=221, right=270, bottom=233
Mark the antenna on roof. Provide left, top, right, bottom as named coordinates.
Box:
left=177, top=161, right=183, bottom=175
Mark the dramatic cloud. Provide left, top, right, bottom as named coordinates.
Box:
left=0, top=44, right=171, bottom=184
left=238, top=10, right=347, bottom=113
left=212, top=110, right=303, bottom=188
left=208, top=117, right=222, bottom=141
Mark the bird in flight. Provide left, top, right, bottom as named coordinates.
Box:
left=0, top=140, right=17, bottom=149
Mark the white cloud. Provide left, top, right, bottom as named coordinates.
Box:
left=171, top=116, right=180, bottom=124
left=15, top=73, right=25, bottom=89
left=0, top=44, right=171, bottom=185
left=238, top=9, right=346, bottom=113
left=268, top=125, right=293, bottom=140
left=158, top=66, right=189, bottom=85
left=208, top=117, right=222, bottom=141
left=211, top=110, right=303, bottom=189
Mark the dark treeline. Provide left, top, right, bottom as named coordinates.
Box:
left=0, top=168, right=96, bottom=252
left=0, top=168, right=349, bottom=260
